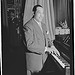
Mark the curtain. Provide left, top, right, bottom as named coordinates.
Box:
left=23, top=0, right=55, bottom=41
left=53, top=0, right=70, bottom=27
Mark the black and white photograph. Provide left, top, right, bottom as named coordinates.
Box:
left=1, top=0, right=74, bottom=75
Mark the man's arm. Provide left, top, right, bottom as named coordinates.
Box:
left=45, top=31, right=60, bottom=56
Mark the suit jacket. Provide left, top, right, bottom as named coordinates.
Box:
left=23, top=18, right=52, bottom=72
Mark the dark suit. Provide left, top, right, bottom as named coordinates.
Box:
left=23, top=18, right=52, bottom=72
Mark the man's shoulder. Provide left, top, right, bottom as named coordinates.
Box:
left=23, top=18, right=34, bottom=30
left=24, top=18, right=34, bottom=27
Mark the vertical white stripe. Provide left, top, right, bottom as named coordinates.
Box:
left=0, top=0, right=1, bottom=62
left=74, top=0, right=75, bottom=74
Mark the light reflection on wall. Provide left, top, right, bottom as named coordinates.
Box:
left=0, top=0, right=1, bottom=67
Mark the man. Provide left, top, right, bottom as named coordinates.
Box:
left=23, top=5, right=60, bottom=75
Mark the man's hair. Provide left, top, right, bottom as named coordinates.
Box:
left=32, top=5, right=43, bottom=15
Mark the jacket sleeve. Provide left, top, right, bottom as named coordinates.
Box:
left=23, top=25, right=44, bottom=54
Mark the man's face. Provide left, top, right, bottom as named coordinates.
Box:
left=35, top=7, right=44, bottom=22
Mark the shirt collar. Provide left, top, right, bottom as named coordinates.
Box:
left=34, top=18, right=41, bottom=25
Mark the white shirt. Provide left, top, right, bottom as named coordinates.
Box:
left=34, top=19, right=43, bottom=32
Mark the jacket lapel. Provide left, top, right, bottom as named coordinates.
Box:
left=32, top=18, right=47, bottom=46
left=32, top=19, right=44, bottom=37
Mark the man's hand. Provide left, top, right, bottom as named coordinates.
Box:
left=45, top=46, right=60, bottom=56
left=45, top=47, right=53, bottom=54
